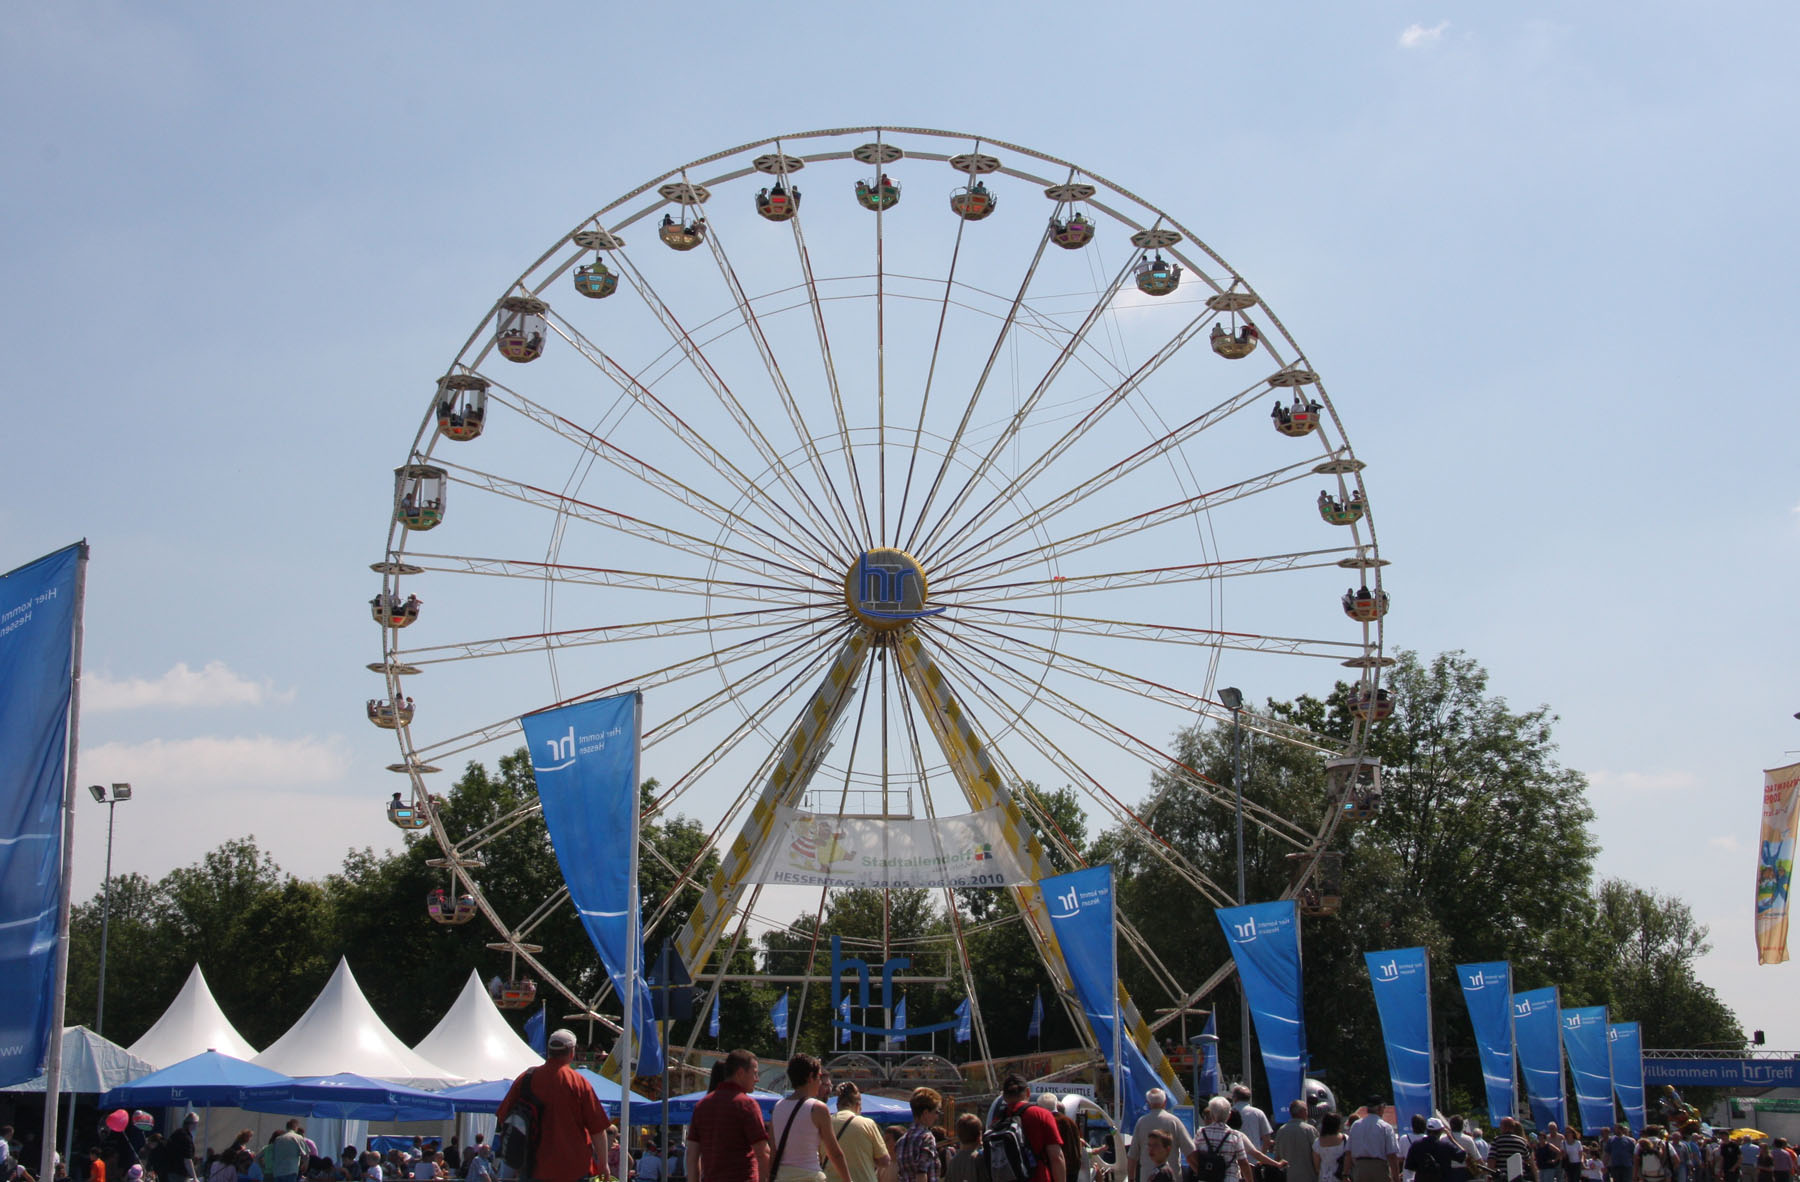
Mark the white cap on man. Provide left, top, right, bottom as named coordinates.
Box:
left=548, top=1028, right=577, bottom=1052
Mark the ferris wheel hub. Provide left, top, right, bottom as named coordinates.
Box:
left=843, top=547, right=941, bottom=631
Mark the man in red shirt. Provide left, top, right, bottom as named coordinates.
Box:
left=497, top=1028, right=614, bottom=1182
left=995, top=1075, right=1065, bottom=1182
left=688, top=1050, right=770, bottom=1182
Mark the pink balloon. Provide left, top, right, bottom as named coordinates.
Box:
left=106, top=1109, right=129, bottom=1133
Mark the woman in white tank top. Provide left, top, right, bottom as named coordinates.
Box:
left=771, top=1054, right=853, bottom=1182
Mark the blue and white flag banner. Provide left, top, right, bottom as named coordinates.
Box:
left=709, top=991, right=721, bottom=1039
left=1608, top=1021, right=1646, bottom=1133
left=1044, top=866, right=1173, bottom=1132
left=838, top=994, right=850, bottom=1046
left=1562, top=1006, right=1614, bottom=1135
left=522, top=693, right=664, bottom=1075
left=1366, top=948, right=1435, bottom=1126
left=1513, top=987, right=1567, bottom=1130
left=955, top=998, right=972, bottom=1044
left=1457, top=962, right=1516, bottom=1127
left=772, top=991, right=789, bottom=1041
left=1199, top=1010, right=1222, bottom=1098
left=1027, top=991, right=1043, bottom=1040
left=524, top=1004, right=547, bottom=1056
left=888, top=996, right=907, bottom=1049
left=0, top=544, right=82, bottom=1088
left=1217, top=900, right=1308, bottom=1113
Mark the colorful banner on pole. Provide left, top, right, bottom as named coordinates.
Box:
left=523, top=693, right=663, bottom=1074
left=1608, top=1021, right=1646, bottom=1133
left=1043, top=866, right=1172, bottom=1132
left=1457, top=961, right=1516, bottom=1127
left=1561, top=1006, right=1614, bottom=1135
left=1758, top=762, right=1800, bottom=964
left=1218, top=900, right=1308, bottom=1112
left=0, top=544, right=82, bottom=1088
left=1366, top=947, right=1435, bottom=1126
left=748, top=806, right=1031, bottom=888
left=1513, top=987, right=1567, bottom=1131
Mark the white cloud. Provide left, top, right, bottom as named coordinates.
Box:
left=1585, top=768, right=1702, bottom=794
left=1399, top=21, right=1450, bottom=49
left=81, top=733, right=351, bottom=787
left=87, top=661, right=293, bottom=711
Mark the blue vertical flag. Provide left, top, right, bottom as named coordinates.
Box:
left=1366, top=948, right=1436, bottom=1127
left=1513, top=987, right=1568, bottom=1130
left=772, top=990, right=788, bottom=1041
left=0, top=543, right=83, bottom=1088
left=708, top=991, right=721, bottom=1039
left=1561, top=1006, right=1615, bottom=1135
left=1218, top=900, right=1309, bottom=1113
left=1199, top=1010, right=1222, bottom=1098
left=1043, top=865, right=1175, bottom=1133
left=954, top=998, right=972, bottom=1044
left=1457, top=962, right=1516, bottom=1127
left=524, top=1003, right=548, bottom=1055
left=1027, top=991, right=1044, bottom=1040
left=839, top=993, right=851, bottom=1046
left=889, top=995, right=908, bottom=1049
left=1608, top=1022, right=1646, bottom=1133
left=522, top=693, right=664, bottom=1075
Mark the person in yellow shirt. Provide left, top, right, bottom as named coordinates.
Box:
left=828, top=1084, right=892, bottom=1182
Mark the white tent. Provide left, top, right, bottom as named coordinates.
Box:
left=129, top=964, right=259, bottom=1067
left=252, top=958, right=459, bottom=1088
left=413, top=970, right=541, bottom=1081
left=0, top=1027, right=155, bottom=1093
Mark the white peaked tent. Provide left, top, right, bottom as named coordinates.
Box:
left=252, top=957, right=459, bottom=1088
left=413, top=970, right=541, bottom=1081
left=0, top=1027, right=155, bottom=1092
left=129, top=964, right=259, bottom=1067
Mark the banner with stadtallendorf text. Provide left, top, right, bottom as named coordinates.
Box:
left=1561, top=1005, right=1614, bottom=1135
left=1513, top=986, right=1568, bottom=1131
left=1219, top=900, right=1308, bottom=1113
left=1608, top=1021, right=1646, bottom=1133
left=748, top=805, right=1031, bottom=888
left=522, top=692, right=663, bottom=1074
left=0, top=544, right=82, bottom=1088
left=1366, top=947, right=1435, bottom=1127
left=1457, top=961, right=1516, bottom=1128
left=1757, top=761, right=1800, bottom=964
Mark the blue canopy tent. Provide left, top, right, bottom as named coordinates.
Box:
left=100, top=1051, right=292, bottom=1108
left=437, top=1071, right=658, bottom=1123
left=239, top=1073, right=457, bottom=1121
left=639, top=1089, right=912, bottom=1127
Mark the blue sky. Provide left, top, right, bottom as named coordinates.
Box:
left=4, top=2, right=1798, bottom=1050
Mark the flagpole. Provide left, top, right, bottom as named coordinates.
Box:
left=1110, top=866, right=1123, bottom=1129
left=39, top=542, right=88, bottom=1177
left=622, top=692, right=643, bottom=1137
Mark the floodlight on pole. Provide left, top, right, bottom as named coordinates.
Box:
left=89, top=782, right=133, bottom=1036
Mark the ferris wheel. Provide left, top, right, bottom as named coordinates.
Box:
left=369, top=126, right=1390, bottom=1089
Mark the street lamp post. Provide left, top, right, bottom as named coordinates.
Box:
left=87, top=782, right=132, bottom=1036
left=1190, top=1029, right=1220, bottom=1112
left=1218, top=687, right=1251, bottom=1091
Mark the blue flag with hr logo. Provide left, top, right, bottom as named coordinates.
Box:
left=955, top=998, right=972, bottom=1044
left=772, top=991, right=788, bottom=1041
left=1457, top=961, right=1516, bottom=1127
left=1027, top=991, right=1043, bottom=1040
left=1218, top=900, right=1308, bottom=1112
left=522, top=693, right=663, bottom=1075
left=1561, top=1006, right=1614, bottom=1136
left=1365, top=947, right=1435, bottom=1126
left=524, top=1004, right=547, bottom=1055
left=839, top=993, right=851, bottom=1046
left=1513, top=986, right=1567, bottom=1130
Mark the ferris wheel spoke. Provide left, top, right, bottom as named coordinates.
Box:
left=488, top=384, right=835, bottom=572
left=701, top=217, right=872, bottom=548
left=398, top=552, right=827, bottom=608
left=935, top=615, right=1342, bottom=756
left=938, top=456, right=1321, bottom=586
left=642, top=621, right=849, bottom=757
left=901, top=242, right=1127, bottom=557
left=940, top=603, right=1368, bottom=663
left=924, top=625, right=1315, bottom=848
left=917, top=631, right=1240, bottom=904
left=605, top=250, right=863, bottom=559
left=941, top=546, right=1362, bottom=605
left=408, top=615, right=836, bottom=764
left=927, top=337, right=1266, bottom=573
left=1119, top=912, right=1188, bottom=1005
left=436, top=460, right=825, bottom=588
left=390, top=604, right=830, bottom=666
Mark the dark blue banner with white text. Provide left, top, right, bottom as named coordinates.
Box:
left=1043, top=866, right=1172, bottom=1132
left=1608, top=1022, right=1645, bottom=1132
left=1367, top=947, right=1435, bottom=1126
left=0, top=544, right=82, bottom=1087
left=1514, top=987, right=1567, bottom=1130
left=1561, top=1006, right=1614, bottom=1134
left=1218, top=900, right=1307, bottom=1111
left=1641, top=1057, right=1800, bottom=1088
left=523, top=693, right=662, bottom=1074
left=1458, top=961, right=1516, bottom=1127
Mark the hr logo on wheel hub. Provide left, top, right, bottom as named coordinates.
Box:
left=843, top=548, right=944, bottom=630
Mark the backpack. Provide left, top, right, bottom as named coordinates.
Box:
left=981, top=1108, right=1038, bottom=1182
left=498, top=1067, right=542, bottom=1176
left=1189, top=1129, right=1232, bottom=1182
left=1639, top=1142, right=1669, bottom=1182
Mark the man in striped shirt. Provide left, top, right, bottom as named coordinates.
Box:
left=1487, top=1120, right=1535, bottom=1182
